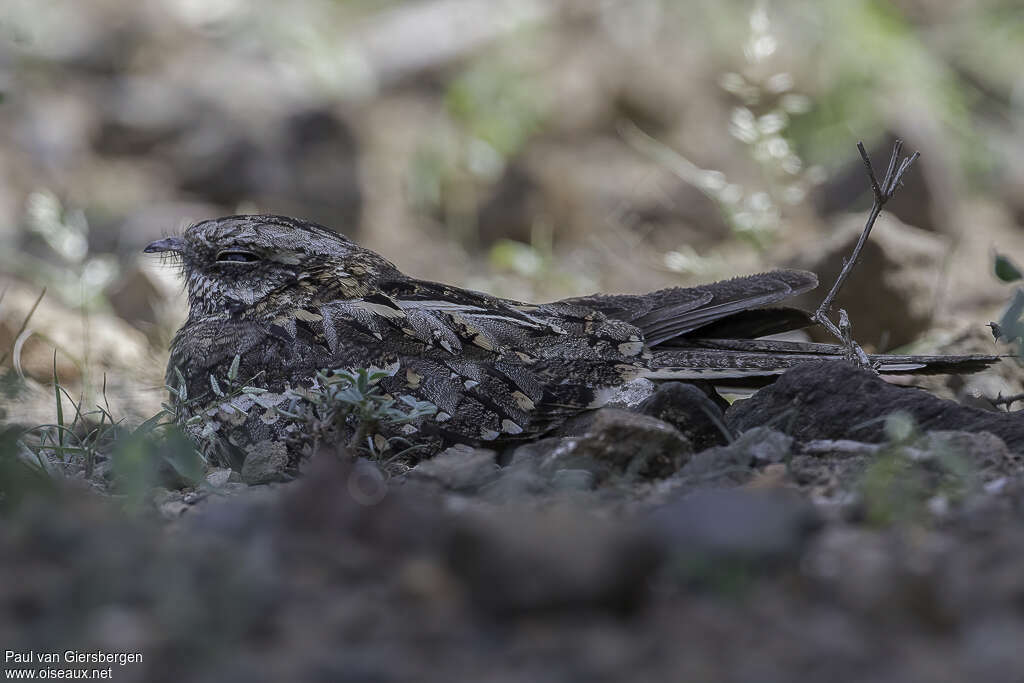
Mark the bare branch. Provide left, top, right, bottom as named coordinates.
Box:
left=811, top=139, right=921, bottom=366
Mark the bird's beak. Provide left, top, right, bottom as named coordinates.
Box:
left=144, top=236, right=185, bottom=254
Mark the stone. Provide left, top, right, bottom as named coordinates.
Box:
left=408, top=445, right=499, bottom=493
left=674, top=427, right=792, bottom=490
left=573, top=408, right=693, bottom=480
left=240, top=440, right=291, bottom=485
left=909, top=431, right=1019, bottom=481
left=205, top=468, right=237, bottom=488
left=633, top=381, right=730, bottom=452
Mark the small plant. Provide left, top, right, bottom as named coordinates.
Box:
left=858, top=412, right=976, bottom=527
left=164, top=354, right=270, bottom=432
left=4, top=353, right=206, bottom=506
left=277, top=367, right=437, bottom=470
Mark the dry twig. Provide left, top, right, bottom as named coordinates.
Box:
left=811, top=140, right=921, bottom=366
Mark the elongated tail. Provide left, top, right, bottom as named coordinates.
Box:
left=643, top=338, right=1001, bottom=382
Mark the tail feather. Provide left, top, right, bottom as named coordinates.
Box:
left=645, top=339, right=1001, bottom=381
left=560, top=270, right=818, bottom=346
left=660, top=307, right=813, bottom=341
left=635, top=270, right=819, bottom=345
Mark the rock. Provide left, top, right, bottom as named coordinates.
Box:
left=727, top=362, right=1024, bottom=454
left=633, top=381, right=730, bottom=451
left=573, top=408, right=693, bottom=479
left=240, top=440, right=291, bottom=485
left=508, top=437, right=587, bottom=469
left=158, top=499, right=190, bottom=519
left=787, top=213, right=948, bottom=349
left=205, top=468, right=239, bottom=488
left=909, top=431, right=1020, bottom=482
left=408, top=445, right=499, bottom=493
left=648, top=488, right=819, bottom=573
left=553, top=381, right=658, bottom=438
left=217, top=482, right=250, bottom=496
left=488, top=438, right=605, bottom=500
left=507, top=436, right=608, bottom=478
left=446, top=505, right=661, bottom=614
left=674, top=427, right=792, bottom=490
left=152, top=488, right=191, bottom=519
left=741, top=426, right=794, bottom=465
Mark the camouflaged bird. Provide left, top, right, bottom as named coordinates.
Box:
left=147, top=214, right=997, bottom=465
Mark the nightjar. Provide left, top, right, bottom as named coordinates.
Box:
left=147, top=214, right=996, bottom=466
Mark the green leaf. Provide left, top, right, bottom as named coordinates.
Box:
left=52, top=352, right=64, bottom=451
left=994, top=252, right=1023, bottom=283
left=134, top=411, right=168, bottom=437
left=160, top=431, right=206, bottom=484
left=228, top=354, right=241, bottom=381
left=210, top=374, right=224, bottom=397
left=174, top=367, right=188, bottom=401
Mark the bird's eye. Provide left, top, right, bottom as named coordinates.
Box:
left=216, top=250, right=260, bottom=264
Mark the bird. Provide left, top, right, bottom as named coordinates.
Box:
left=147, top=214, right=997, bottom=465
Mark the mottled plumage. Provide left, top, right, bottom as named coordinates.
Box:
left=148, top=214, right=997, bottom=462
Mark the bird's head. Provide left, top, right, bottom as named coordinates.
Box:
left=145, top=214, right=394, bottom=317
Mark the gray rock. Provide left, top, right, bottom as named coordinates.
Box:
left=574, top=408, right=693, bottom=479
left=240, top=440, right=291, bottom=485
left=634, top=381, right=731, bottom=451
left=408, top=445, right=499, bottom=492
left=727, top=362, right=1024, bottom=454
left=909, top=431, right=1019, bottom=481
left=744, top=426, right=794, bottom=465
left=152, top=489, right=191, bottom=519
left=509, top=437, right=608, bottom=478
left=675, top=428, right=791, bottom=489
left=205, top=468, right=240, bottom=488
left=476, top=439, right=604, bottom=501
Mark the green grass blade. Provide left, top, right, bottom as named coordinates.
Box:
left=53, top=351, right=65, bottom=452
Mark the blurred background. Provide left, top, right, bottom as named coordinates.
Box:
left=1, top=0, right=1023, bottom=419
